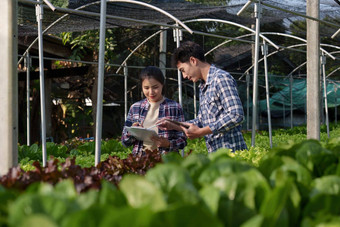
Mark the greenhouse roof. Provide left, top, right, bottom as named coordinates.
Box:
left=18, top=0, right=251, bottom=36
left=17, top=0, right=340, bottom=38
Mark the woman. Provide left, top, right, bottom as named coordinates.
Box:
left=121, top=66, right=187, bottom=155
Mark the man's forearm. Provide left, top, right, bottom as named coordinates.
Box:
left=199, top=126, right=213, bottom=137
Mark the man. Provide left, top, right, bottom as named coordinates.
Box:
left=157, top=41, right=247, bottom=152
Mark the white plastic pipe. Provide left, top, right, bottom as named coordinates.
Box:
left=36, top=0, right=47, bottom=167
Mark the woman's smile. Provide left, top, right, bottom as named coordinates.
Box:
left=142, top=77, right=163, bottom=103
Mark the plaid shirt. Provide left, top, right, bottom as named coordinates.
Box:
left=189, top=65, right=247, bottom=152
left=122, top=97, right=187, bottom=154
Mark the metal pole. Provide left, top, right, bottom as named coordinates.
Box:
left=42, top=0, right=55, bottom=11
left=124, top=63, right=128, bottom=121
left=290, top=75, right=293, bottom=129
left=262, top=41, right=272, bottom=148
left=0, top=0, right=18, bottom=175
left=283, top=96, right=285, bottom=127
left=305, top=96, right=307, bottom=124
left=36, top=0, right=47, bottom=167
left=94, top=0, right=107, bottom=166
left=306, top=0, right=320, bottom=140
left=321, top=54, right=329, bottom=137
left=320, top=65, right=325, bottom=124
left=194, top=82, right=197, bottom=118
left=257, top=94, right=260, bottom=131
left=25, top=53, right=31, bottom=146
left=251, top=1, right=261, bottom=147
left=184, top=82, right=188, bottom=113
left=332, top=28, right=340, bottom=39
left=174, top=25, right=183, bottom=106
left=335, top=85, right=338, bottom=124
left=237, top=0, right=252, bottom=16
left=159, top=27, right=167, bottom=78
left=246, top=72, right=250, bottom=131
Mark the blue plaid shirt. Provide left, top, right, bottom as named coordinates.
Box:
left=122, top=97, right=187, bottom=154
left=189, top=65, right=247, bottom=152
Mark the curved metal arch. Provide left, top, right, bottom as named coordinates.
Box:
left=115, top=17, right=283, bottom=75
left=18, top=0, right=193, bottom=65
left=202, top=30, right=339, bottom=79
left=116, top=30, right=163, bottom=74
left=147, top=29, right=339, bottom=80
left=113, top=18, right=340, bottom=84
left=327, top=51, right=340, bottom=78
left=261, top=32, right=336, bottom=60
left=332, top=28, right=340, bottom=39
left=287, top=62, right=307, bottom=78
left=115, top=18, right=280, bottom=74
left=184, top=18, right=279, bottom=50
left=288, top=50, right=340, bottom=79
left=199, top=30, right=339, bottom=80
left=111, top=0, right=192, bottom=34
left=329, top=50, right=340, bottom=55
left=115, top=32, right=256, bottom=75
left=18, top=0, right=101, bottom=65
left=320, top=43, right=340, bottom=51
left=242, top=42, right=340, bottom=78
left=327, top=50, right=340, bottom=56
left=116, top=32, right=253, bottom=73
left=327, top=67, right=340, bottom=78
left=241, top=43, right=306, bottom=78
left=204, top=33, right=253, bottom=56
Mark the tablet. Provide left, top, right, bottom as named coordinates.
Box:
left=165, top=119, right=190, bottom=129
left=126, top=126, right=159, bottom=142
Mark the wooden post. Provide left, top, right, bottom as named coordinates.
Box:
left=0, top=0, right=18, bottom=175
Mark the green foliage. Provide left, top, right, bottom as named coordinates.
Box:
left=60, top=29, right=117, bottom=65
left=184, top=138, right=208, bottom=154
left=18, top=139, right=131, bottom=170
left=231, top=146, right=267, bottom=167
left=8, top=180, right=79, bottom=227
left=50, top=0, right=68, bottom=8
left=145, top=164, right=199, bottom=205
left=18, top=143, right=41, bottom=161
left=8, top=124, right=340, bottom=225
left=181, top=153, right=210, bottom=188
left=18, top=124, right=340, bottom=172
left=4, top=133, right=340, bottom=226
left=0, top=186, right=19, bottom=226
left=119, top=175, right=167, bottom=211
left=150, top=204, right=223, bottom=227
left=101, top=139, right=130, bottom=155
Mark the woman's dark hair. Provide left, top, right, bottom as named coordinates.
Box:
left=139, top=66, right=165, bottom=95
left=171, top=41, right=206, bottom=67
left=139, top=66, right=165, bottom=85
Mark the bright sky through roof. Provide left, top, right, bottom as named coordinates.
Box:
left=227, top=0, right=340, bottom=19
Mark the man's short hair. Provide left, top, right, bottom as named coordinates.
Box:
left=172, top=41, right=206, bottom=67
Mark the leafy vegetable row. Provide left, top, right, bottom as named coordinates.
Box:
left=2, top=137, right=340, bottom=226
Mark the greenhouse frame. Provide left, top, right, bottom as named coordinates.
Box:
left=1, top=0, right=340, bottom=172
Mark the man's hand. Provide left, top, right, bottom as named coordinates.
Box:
left=132, top=122, right=142, bottom=127
left=151, top=136, right=170, bottom=148
left=156, top=118, right=183, bottom=131
left=182, top=125, right=212, bottom=139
